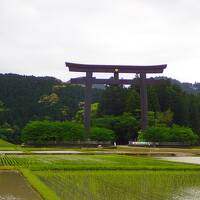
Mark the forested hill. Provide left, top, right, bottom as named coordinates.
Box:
left=0, top=74, right=101, bottom=129
left=1, top=73, right=200, bottom=143
left=0, top=74, right=60, bottom=126
left=156, top=77, right=200, bottom=94
left=172, top=80, right=200, bottom=94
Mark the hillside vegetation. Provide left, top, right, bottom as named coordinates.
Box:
left=0, top=73, right=200, bottom=144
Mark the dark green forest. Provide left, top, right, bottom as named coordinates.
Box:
left=0, top=73, right=200, bottom=144
left=0, top=74, right=102, bottom=142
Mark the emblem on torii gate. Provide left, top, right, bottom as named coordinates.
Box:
left=65, top=62, right=167, bottom=138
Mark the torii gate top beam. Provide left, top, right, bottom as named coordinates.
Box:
left=65, top=62, right=167, bottom=74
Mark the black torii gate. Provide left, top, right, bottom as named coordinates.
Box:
left=65, top=62, right=167, bottom=138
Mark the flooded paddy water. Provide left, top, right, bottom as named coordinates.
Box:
left=0, top=171, right=42, bottom=200
left=1, top=156, right=200, bottom=200
left=159, top=156, right=200, bottom=165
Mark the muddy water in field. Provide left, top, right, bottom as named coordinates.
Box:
left=0, top=171, right=42, bottom=200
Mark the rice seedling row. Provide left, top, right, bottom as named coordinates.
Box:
left=34, top=170, right=200, bottom=200
left=1, top=153, right=200, bottom=200
left=1, top=154, right=200, bottom=171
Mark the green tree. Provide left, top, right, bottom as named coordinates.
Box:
left=148, top=109, right=173, bottom=127
left=21, top=120, right=85, bottom=144
left=92, top=113, right=139, bottom=143
left=75, top=102, right=99, bottom=123
left=125, top=88, right=140, bottom=115
left=0, top=123, right=16, bottom=141
left=98, top=85, right=127, bottom=116
left=148, top=87, right=160, bottom=113
left=90, top=127, right=115, bottom=141
left=138, top=125, right=198, bottom=145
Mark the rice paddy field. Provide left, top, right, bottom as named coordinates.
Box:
left=0, top=171, right=42, bottom=200
left=1, top=154, right=200, bottom=170
left=35, top=170, right=200, bottom=200
left=1, top=138, right=200, bottom=200
left=1, top=154, right=200, bottom=200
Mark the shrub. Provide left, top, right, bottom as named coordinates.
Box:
left=0, top=123, right=16, bottom=142
left=90, top=127, right=115, bottom=141
left=138, top=126, right=170, bottom=142
left=138, top=125, right=199, bottom=145
left=169, top=125, right=199, bottom=144
left=21, top=120, right=84, bottom=144
left=75, top=103, right=99, bottom=123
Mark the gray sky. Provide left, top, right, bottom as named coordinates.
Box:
left=0, top=0, right=200, bottom=83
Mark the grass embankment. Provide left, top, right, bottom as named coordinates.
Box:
left=2, top=140, right=200, bottom=156
left=0, top=138, right=19, bottom=150
left=23, top=145, right=200, bottom=156
left=94, top=146, right=200, bottom=155
left=20, top=168, right=60, bottom=200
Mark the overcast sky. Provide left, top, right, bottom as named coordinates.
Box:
left=0, top=0, right=200, bottom=83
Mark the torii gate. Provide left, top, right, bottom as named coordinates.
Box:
left=65, top=62, right=167, bottom=138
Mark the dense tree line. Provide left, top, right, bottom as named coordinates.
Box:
left=21, top=120, right=114, bottom=144
left=0, top=73, right=200, bottom=144
left=0, top=74, right=102, bottom=142
left=98, top=80, right=200, bottom=138
left=138, top=125, right=198, bottom=145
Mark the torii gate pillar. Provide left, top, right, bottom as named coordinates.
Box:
left=140, top=73, right=148, bottom=130
left=84, top=72, right=93, bottom=138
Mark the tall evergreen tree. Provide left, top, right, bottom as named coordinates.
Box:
left=98, top=85, right=127, bottom=116
left=126, top=88, right=140, bottom=115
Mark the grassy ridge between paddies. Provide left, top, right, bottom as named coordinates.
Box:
left=20, top=168, right=60, bottom=200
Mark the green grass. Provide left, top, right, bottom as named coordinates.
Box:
left=114, top=146, right=200, bottom=153
left=0, top=138, right=21, bottom=151
left=2, top=137, right=200, bottom=200
left=21, top=147, right=82, bottom=152
left=1, top=152, right=200, bottom=200
left=20, top=168, right=60, bottom=200
left=0, top=139, right=14, bottom=146
left=0, top=166, right=15, bottom=170
left=1, top=154, right=200, bottom=171
left=22, top=145, right=200, bottom=156
left=4, top=143, right=200, bottom=156
left=34, top=170, right=200, bottom=200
